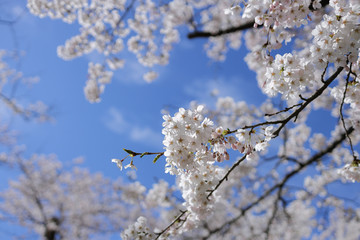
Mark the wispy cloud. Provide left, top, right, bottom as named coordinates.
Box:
left=109, top=50, right=168, bottom=85
left=120, top=59, right=148, bottom=84
left=103, top=107, right=162, bottom=147
left=11, top=4, right=36, bottom=28
left=184, top=77, right=243, bottom=107
left=104, top=107, right=129, bottom=134
left=130, top=126, right=163, bottom=144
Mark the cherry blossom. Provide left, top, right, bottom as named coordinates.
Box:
left=2, top=0, right=360, bottom=239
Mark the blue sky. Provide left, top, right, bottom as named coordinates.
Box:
left=0, top=0, right=266, bottom=188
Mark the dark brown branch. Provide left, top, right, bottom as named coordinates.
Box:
left=154, top=210, right=188, bottom=239
left=339, top=64, right=356, bottom=161
left=264, top=188, right=283, bottom=240
left=271, top=66, right=344, bottom=136
left=264, top=103, right=302, bottom=117
left=204, top=66, right=345, bottom=217
left=206, top=154, right=247, bottom=199
left=188, top=1, right=329, bottom=39
left=202, top=126, right=353, bottom=239
left=321, top=62, right=329, bottom=83
left=230, top=67, right=343, bottom=136
left=187, top=21, right=255, bottom=39
left=309, top=0, right=329, bottom=11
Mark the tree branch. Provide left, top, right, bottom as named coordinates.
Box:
left=187, top=21, right=255, bottom=39
left=206, top=154, right=247, bottom=199
left=271, top=66, right=344, bottom=136
left=339, top=63, right=356, bottom=161
left=154, top=210, right=188, bottom=239
left=202, top=126, right=354, bottom=239
left=228, top=66, right=344, bottom=136
left=187, top=0, right=329, bottom=39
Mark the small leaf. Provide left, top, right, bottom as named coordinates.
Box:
left=123, top=148, right=137, bottom=157
left=140, top=152, right=149, bottom=158
left=153, top=154, right=162, bottom=163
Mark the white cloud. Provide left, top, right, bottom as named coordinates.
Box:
left=121, top=59, right=148, bottom=84
left=11, top=4, right=36, bottom=28
left=184, top=77, right=242, bottom=107
left=130, top=126, right=163, bottom=145
left=103, top=107, right=162, bottom=147
left=12, top=5, right=25, bottom=16
left=103, top=107, right=129, bottom=134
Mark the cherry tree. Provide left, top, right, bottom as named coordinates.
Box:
left=0, top=153, right=176, bottom=240
left=5, top=0, right=360, bottom=239
left=0, top=48, right=51, bottom=165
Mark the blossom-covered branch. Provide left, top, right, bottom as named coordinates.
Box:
left=202, top=126, right=354, bottom=239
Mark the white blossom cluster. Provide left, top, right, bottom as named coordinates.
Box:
left=304, top=170, right=341, bottom=196
left=338, top=162, right=360, bottom=182
left=237, top=126, right=273, bottom=157
left=264, top=53, right=315, bottom=99
left=243, top=0, right=312, bottom=29
left=121, top=216, right=154, bottom=240
left=120, top=181, right=146, bottom=204
left=213, top=97, right=276, bottom=160
left=215, top=96, right=262, bottom=129
left=278, top=124, right=311, bottom=161
left=162, top=104, right=273, bottom=174
left=177, top=164, right=224, bottom=230
left=145, top=180, right=171, bottom=208
left=312, top=208, right=360, bottom=240
left=161, top=106, right=224, bottom=227
left=162, top=105, right=215, bottom=175
left=26, top=0, right=255, bottom=101
left=84, top=62, right=112, bottom=103
left=160, top=104, right=275, bottom=233
left=27, top=0, right=187, bottom=101
left=310, top=0, right=360, bottom=69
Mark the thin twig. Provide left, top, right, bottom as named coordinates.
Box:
left=271, top=67, right=343, bottom=136
left=187, top=21, right=256, bottom=39
left=226, top=67, right=344, bottom=136
left=321, top=62, right=329, bottom=83
left=339, top=64, right=356, bottom=161
left=154, top=210, right=188, bottom=239
left=202, top=126, right=353, bottom=239
left=207, top=154, right=247, bottom=199
left=264, top=187, right=282, bottom=240
left=123, top=148, right=164, bottom=157
left=264, top=103, right=302, bottom=117
left=187, top=1, right=329, bottom=39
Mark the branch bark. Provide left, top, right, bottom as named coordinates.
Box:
left=187, top=0, right=329, bottom=39
left=202, top=126, right=354, bottom=239
left=187, top=21, right=255, bottom=39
